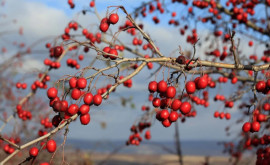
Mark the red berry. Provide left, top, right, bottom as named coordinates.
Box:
left=89, top=1, right=95, bottom=7
left=256, top=81, right=266, bottom=92
left=60, top=100, right=68, bottom=112
left=225, top=113, right=231, bottom=120
left=180, top=102, right=191, bottom=115
left=242, top=122, right=251, bottom=132
left=46, top=139, right=57, bottom=153
left=79, top=104, right=90, bottom=115
left=263, top=103, right=270, bottom=111
left=102, top=47, right=110, bottom=58
left=52, top=115, right=61, bottom=127
left=54, top=46, right=63, bottom=57
left=152, top=98, right=161, bottom=107
left=77, top=78, right=87, bottom=89
left=47, top=87, right=58, bottom=99
left=109, top=13, right=119, bottom=24
left=157, top=80, right=167, bottom=93
left=71, top=88, right=81, bottom=100
left=171, top=99, right=181, bottom=111
left=186, top=81, right=196, bottom=94
left=108, top=49, right=118, bottom=60
left=99, top=19, right=109, bottom=32
left=148, top=81, right=158, bottom=93
left=84, top=93, right=93, bottom=105
left=169, top=111, right=178, bottom=122
left=80, top=113, right=90, bottom=125
left=40, top=163, right=50, bottom=165
left=166, top=86, right=176, bottom=98
left=68, top=104, right=79, bottom=115
left=21, top=83, right=27, bottom=89
left=93, top=94, right=102, bottom=106
left=251, top=121, right=260, bottom=132
left=219, top=112, right=225, bottom=119
left=160, top=109, right=169, bottom=120
left=196, top=77, right=208, bottom=89
left=29, top=147, right=39, bottom=157
left=257, top=114, right=266, bottom=122
left=214, top=111, right=219, bottom=118
left=162, top=119, right=171, bottom=127
left=231, top=77, right=238, bottom=84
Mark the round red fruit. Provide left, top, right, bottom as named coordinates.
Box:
left=160, top=109, right=169, bottom=120
left=109, top=49, right=118, bottom=60
left=162, top=119, right=171, bottom=127
left=71, top=88, right=81, bottom=100
left=80, top=113, right=90, bottom=125
left=180, top=102, right=191, bottom=115
left=157, top=80, right=167, bottom=93
left=186, top=81, right=196, bottom=94
left=93, top=94, right=102, bottom=106
left=196, top=77, right=208, bottom=89
left=102, top=47, right=110, bottom=58
left=251, top=121, right=260, bottom=132
left=109, top=13, right=119, bottom=24
left=84, top=93, right=93, bottom=105
left=69, top=77, right=77, bottom=88
left=68, top=104, right=79, bottom=115
left=152, top=98, right=161, bottom=107
left=166, top=86, right=176, bottom=98
left=77, top=78, right=87, bottom=89
left=47, top=87, right=58, bottom=99
left=79, top=104, right=90, bottom=115
left=242, top=122, right=251, bottom=132
left=148, top=81, right=158, bottom=93
left=99, top=22, right=109, bottom=32
left=29, top=147, right=39, bottom=157
left=256, top=81, right=266, bottom=92
left=46, top=139, right=57, bottom=153
left=169, top=111, right=178, bottom=122
left=171, top=99, right=181, bottom=111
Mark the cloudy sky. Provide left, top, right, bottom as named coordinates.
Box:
left=1, top=0, right=263, bottom=143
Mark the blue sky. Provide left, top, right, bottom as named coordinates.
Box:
left=1, top=0, right=267, bottom=143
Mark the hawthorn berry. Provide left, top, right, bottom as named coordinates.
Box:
left=54, top=46, right=63, bottom=57
left=256, top=81, right=266, bottom=92
left=162, top=119, right=171, bottom=127
left=251, top=121, right=260, bottom=132
left=84, top=93, right=93, bottom=105
left=242, top=122, right=251, bottom=132
left=171, top=99, right=181, bottom=111
left=71, top=88, right=81, bottom=100
left=196, top=77, right=208, bottom=89
left=180, top=102, right=191, bottom=115
left=93, top=94, right=102, bottom=106
left=186, top=81, right=196, bottom=94
left=99, top=18, right=109, bottom=32
left=77, top=77, right=87, bottom=89
left=68, top=104, right=79, bottom=115
left=79, top=104, right=90, bottom=115
left=108, top=49, right=118, bottom=60
left=148, top=81, right=158, bottom=93
left=102, top=46, right=111, bottom=58
left=109, top=13, right=119, bottom=24
left=169, top=111, right=178, bottom=122
left=160, top=109, right=169, bottom=120
left=46, top=139, right=57, bottom=153
left=80, top=113, right=90, bottom=125
left=152, top=98, right=161, bottom=107
left=47, top=87, right=58, bottom=99
left=29, top=147, right=39, bottom=157
left=166, top=86, right=176, bottom=98
left=157, top=80, right=167, bottom=93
